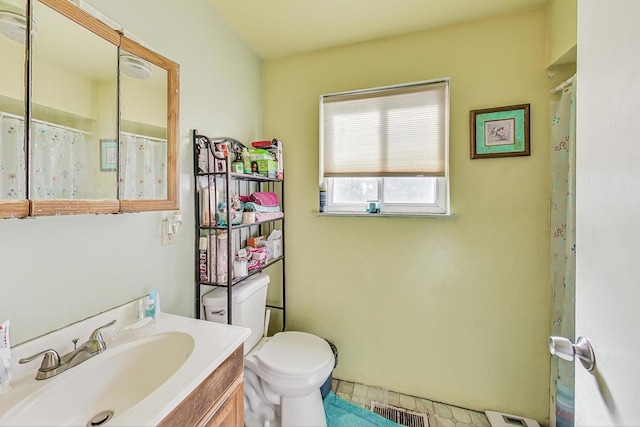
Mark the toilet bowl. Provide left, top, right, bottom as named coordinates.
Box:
left=202, top=273, right=334, bottom=427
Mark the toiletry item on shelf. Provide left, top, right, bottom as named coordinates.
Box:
left=0, top=320, right=11, bottom=388
left=199, top=237, right=208, bottom=282
left=259, top=230, right=282, bottom=260
left=251, top=140, right=273, bottom=148
left=236, top=247, right=251, bottom=259
left=197, top=143, right=226, bottom=173
left=217, top=201, right=243, bottom=226
left=200, top=184, right=217, bottom=226
left=217, top=192, right=244, bottom=226
left=207, top=232, right=228, bottom=283
left=366, top=200, right=380, bottom=214
left=233, top=260, right=249, bottom=277
left=247, top=247, right=268, bottom=271
left=197, top=142, right=216, bottom=173
left=138, top=289, right=158, bottom=319
left=273, top=139, right=284, bottom=180
left=242, top=205, right=256, bottom=224
left=234, top=248, right=251, bottom=277
left=147, top=289, right=158, bottom=318
left=319, top=180, right=327, bottom=212
left=231, top=160, right=243, bottom=173
left=242, top=148, right=251, bottom=174
left=247, top=235, right=265, bottom=248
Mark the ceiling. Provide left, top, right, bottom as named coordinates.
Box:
left=207, top=0, right=549, bottom=60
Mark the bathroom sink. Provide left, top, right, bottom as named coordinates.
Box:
left=1, top=307, right=250, bottom=427
left=1, top=331, right=194, bottom=427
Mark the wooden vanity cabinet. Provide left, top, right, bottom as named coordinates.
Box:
left=159, top=344, right=244, bottom=427
left=203, top=381, right=244, bottom=427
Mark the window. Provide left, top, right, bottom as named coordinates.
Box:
left=320, top=79, right=450, bottom=215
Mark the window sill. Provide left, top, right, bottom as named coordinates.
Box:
left=315, top=211, right=456, bottom=219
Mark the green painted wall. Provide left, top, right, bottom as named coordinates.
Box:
left=264, top=9, right=551, bottom=422
left=547, top=0, right=577, bottom=67
left=0, top=0, right=263, bottom=347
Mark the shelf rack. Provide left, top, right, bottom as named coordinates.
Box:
left=192, top=129, right=285, bottom=330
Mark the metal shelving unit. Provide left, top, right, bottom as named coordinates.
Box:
left=192, top=130, right=286, bottom=330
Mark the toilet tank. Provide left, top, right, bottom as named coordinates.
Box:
left=202, top=273, right=270, bottom=354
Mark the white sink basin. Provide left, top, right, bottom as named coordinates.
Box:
left=1, top=332, right=194, bottom=427
left=0, top=308, right=250, bottom=427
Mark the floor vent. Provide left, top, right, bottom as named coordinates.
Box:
left=371, top=401, right=429, bottom=427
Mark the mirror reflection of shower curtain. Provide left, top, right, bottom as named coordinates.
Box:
left=118, top=133, right=167, bottom=200
left=0, top=114, right=26, bottom=199
left=549, top=83, right=576, bottom=427
left=30, top=122, right=94, bottom=199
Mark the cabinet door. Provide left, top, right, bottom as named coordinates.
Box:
left=158, top=345, right=243, bottom=427
left=203, top=381, right=244, bottom=427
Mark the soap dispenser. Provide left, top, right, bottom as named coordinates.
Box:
left=242, top=148, right=252, bottom=174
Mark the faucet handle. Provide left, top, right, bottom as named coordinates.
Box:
left=19, top=349, right=60, bottom=371
left=89, top=319, right=117, bottom=352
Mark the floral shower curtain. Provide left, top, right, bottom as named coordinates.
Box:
left=31, top=121, right=94, bottom=199
left=549, top=82, right=576, bottom=427
left=119, top=133, right=167, bottom=200
left=0, top=114, right=26, bottom=199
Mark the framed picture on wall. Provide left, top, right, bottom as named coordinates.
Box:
left=470, top=104, right=530, bottom=159
left=100, top=139, right=117, bottom=171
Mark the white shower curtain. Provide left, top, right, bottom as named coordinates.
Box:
left=549, top=82, right=576, bottom=427
left=119, top=133, right=167, bottom=200
left=30, top=121, right=94, bottom=199
left=0, top=113, right=26, bottom=199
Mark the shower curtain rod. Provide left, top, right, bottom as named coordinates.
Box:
left=120, top=131, right=166, bottom=143
left=32, top=118, right=93, bottom=136
left=551, top=73, right=576, bottom=94
left=2, top=112, right=165, bottom=141
left=0, top=111, right=25, bottom=121
left=0, top=111, right=93, bottom=136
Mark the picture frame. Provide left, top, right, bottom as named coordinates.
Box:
left=100, top=139, right=117, bottom=171
left=470, top=104, right=530, bottom=159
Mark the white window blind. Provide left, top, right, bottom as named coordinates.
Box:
left=321, top=80, right=448, bottom=177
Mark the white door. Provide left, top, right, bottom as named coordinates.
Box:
left=575, top=1, right=640, bottom=425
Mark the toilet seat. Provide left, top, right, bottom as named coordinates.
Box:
left=245, top=331, right=334, bottom=398
left=257, top=331, right=334, bottom=377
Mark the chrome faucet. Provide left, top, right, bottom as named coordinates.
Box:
left=19, top=319, right=117, bottom=380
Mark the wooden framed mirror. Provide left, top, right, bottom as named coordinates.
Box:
left=0, top=0, right=179, bottom=218
left=30, top=0, right=120, bottom=215
left=0, top=0, right=29, bottom=218
left=119, top=36, right=179, bottom=213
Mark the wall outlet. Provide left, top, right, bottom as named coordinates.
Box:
left=161, top=218, right=175, bottom=246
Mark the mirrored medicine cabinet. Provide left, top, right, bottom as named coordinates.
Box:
left=0, top=0, right=179, bottom=218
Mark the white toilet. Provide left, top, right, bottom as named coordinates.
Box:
left=202, top=273, right=334, bottom=427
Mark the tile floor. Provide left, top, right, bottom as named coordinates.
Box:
left=331, top=378, right=491, bottom=427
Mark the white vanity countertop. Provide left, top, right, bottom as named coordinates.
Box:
left=0, top=305, right=250, bottom=427
left=115, top=312, right=250, bottom=426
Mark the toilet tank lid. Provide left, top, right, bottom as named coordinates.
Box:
left=202, top=273, right=270, bottom=306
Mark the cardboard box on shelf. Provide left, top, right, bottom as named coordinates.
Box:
left=272, top=139, right=283, bottom=180
left=247, top=236, right=265, bottom=248
left=248, top=152, right=273, bottom=161
left=256, top=159, right=277, bottom=178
